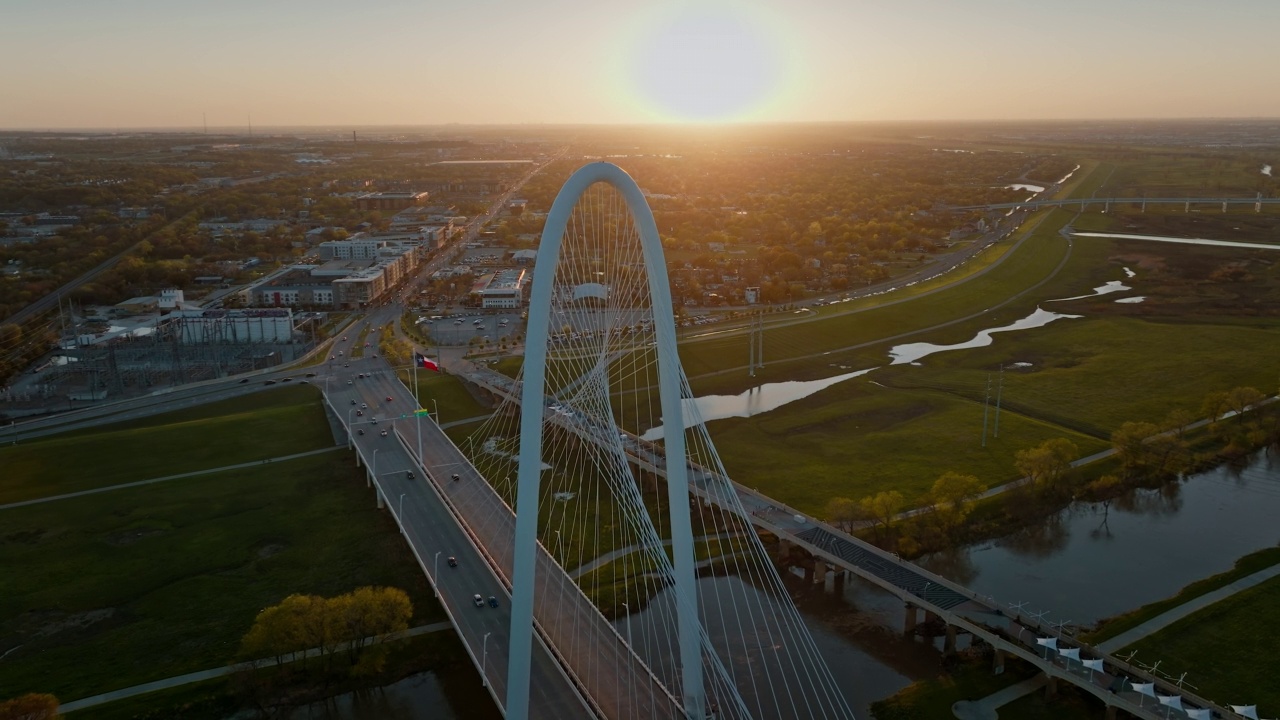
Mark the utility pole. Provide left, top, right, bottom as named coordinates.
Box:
left=994, top=364, right=1004, bottom=438
left=747, top=312, right=764, bottom=378
left=981, top=373, right=992, bottom=448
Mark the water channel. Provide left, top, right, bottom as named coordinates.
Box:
left=1073, top=231, right=1280, bottom=252
left=919, top=449, right=1280, bottom=628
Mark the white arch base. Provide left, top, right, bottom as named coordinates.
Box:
left=506, top=162, right=703, bottom=720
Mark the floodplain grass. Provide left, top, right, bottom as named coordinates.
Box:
left=1126, top=574, right=1280, bottom=715
left=0, top=386, right=334, bottom=505
left=0, top=452, right=440, bottom=704
left=874, top=316, right=1280, bottom=438
left=707, top=378, right=1106, bottom=515
left=1085, top=546, right=1280, bottom=644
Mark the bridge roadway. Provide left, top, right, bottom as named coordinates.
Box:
left=330, top=357, right=683, bottom=718
left=463, top=367, right=1235, bottom=720
left=948, top=195, right=1280, bottom=212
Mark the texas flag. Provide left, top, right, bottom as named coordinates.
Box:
left=415, top=352, right=441, bottom=372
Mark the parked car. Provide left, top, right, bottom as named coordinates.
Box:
left=473, top=594, right=484, bottom=608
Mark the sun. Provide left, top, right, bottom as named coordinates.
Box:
left=622, top=5, right=788, bottom=123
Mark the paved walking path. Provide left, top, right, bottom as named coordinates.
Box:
left=952, top=677, right=1046, bottom=720
left=60, top=622, right=453, bottom=713
left=1096, top=562, right=1280, bottom=654
left=0, top=446, right=344, bottom=511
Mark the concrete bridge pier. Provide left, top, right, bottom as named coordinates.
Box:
left=992, top=648, right=1006, bottom=674
left=1044, top=674, right=1058, bottom=699
left=943, top=625, right=958, bottom=656
left=903, top=603, right=918, bottom=637
left=1104, top=199, right=1110, bottom=213
left=813, top=558, right=827, bottom=585
left=376, top=489, right=385, bottom=510
left=1104, top=704, right=1118, bottom=720
left=1222, top=201, right=1228, bottom=213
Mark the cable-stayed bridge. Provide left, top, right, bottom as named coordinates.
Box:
left=322, top=162, right=1243, bottom=720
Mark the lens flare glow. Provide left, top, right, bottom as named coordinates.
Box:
left=620, top=5, right=792, bottom=123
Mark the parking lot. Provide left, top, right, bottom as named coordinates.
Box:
left=417, top=312, right=523, bottom=346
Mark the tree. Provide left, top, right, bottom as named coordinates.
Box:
left=1014, top=438, right=1078, bottom=490
left=823, top=496, right=860, bottom=532
left=1201, top=390, right=1230, bottom=423
left=1111, top=421, right=1161, bottom=475
left=928, top=471, right=983, bottom=531
left=0, top=693, right=60, bottom=720
left=859, top=490, right=905, bottom=537
left=1225, top=386, right=1265, bottom=421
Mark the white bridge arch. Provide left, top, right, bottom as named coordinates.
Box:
left=503, top=162, right=854, bottom=720
left=509, top=162, right=703, bottom=718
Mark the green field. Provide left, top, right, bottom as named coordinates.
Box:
left=1126, top=574, right=1280, bottom=714
left=0, top=386, right=440, bottom=707
left=0, top=386, right=335, bottom=505
left=0, top=451, right=439, bottom=703
left=710, top=378, right=1105, bottom=514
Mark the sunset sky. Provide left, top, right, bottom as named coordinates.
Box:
left=3, top=0, right=1278, bottom=129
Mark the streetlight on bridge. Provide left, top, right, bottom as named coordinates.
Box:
left=482, top=631, right=492, bottom=688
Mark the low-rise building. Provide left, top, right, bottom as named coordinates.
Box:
left=355, top=191, right=430, bottom=212
left=472, top=268, right=528, bottom=309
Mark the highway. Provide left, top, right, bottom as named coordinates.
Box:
left=322, top=332, right=595, bottom=720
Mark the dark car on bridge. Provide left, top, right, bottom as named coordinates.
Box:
left=488, top=596, right=499, bottom=608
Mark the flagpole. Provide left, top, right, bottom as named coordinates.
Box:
left=414, top=354, right=423, bottom=462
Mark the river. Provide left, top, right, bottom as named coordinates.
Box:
left=918, top=449, right=1280, bottom=628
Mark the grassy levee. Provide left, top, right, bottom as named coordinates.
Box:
left=0, top=386, right=334, bottom=505
left=1125, top=574, right=1280, bottom=714
left=677, top=209, right=1076, bottom=385
left=1085, top=546, right=1280, bottom=644
left=0, top=452, right=440, bottom=703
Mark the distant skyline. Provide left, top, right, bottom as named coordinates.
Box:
left=3, top=0, right=1279, bottom=129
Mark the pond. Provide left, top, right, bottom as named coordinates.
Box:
left=641, top=368, right=875, bottom=440
left=918, top=449, right=1280, bottom=628
left=888, top=307, right=1081, bottom=365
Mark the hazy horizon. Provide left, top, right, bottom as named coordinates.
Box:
left=4, top=0, right=1280, bottom=129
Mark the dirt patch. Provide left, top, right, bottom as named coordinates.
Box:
left=257, top=543, right=287, bottom=559
left=13, top=608, right=117, bottom=639
left=1110, top=253, right=1166, bottom=273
